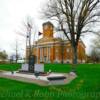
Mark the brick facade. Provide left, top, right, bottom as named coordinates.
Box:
left=26, top=21, right=86, bottom=64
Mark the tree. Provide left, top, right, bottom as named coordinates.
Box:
left=90, top=33, right=100, bottom=62
left=16, top=16, right=36, bottom=72
left=16, top=16, right=36, bottom=59
left=90, top=48, right=100, bottom=63
left=42, top=0, right=100, bottom=68
left=94, top=33, right=100, bottom=48
left=0, top=50, right=8, bottom=62
left=15, top=40, right=19, bottom=63
left=10, top=39, right=20, bottom=63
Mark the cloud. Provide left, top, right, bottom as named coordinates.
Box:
left=0, top=0, right=46, bottom=55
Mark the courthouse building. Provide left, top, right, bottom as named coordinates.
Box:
left=26, top=21, right=86, bottom=64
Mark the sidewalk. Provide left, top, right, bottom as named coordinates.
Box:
left=0, top=71, right=77, bottom=86
left=0, top=72, right=48, bottom=86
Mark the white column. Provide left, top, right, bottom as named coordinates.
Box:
left=47, top=47, right=48, bottom=62
left=40, top=48, right=41, bottom=61
left=37, top=45, right=38, bottom=63
left=42, top=48, right=43, bottom=62
left=49, top=47, right=50, bottom=61
left=40, top=48, right=42, bottom=62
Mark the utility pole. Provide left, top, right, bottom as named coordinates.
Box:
left=15, top=40, right=18, bottom=63
left=26, top=22, right=33, bottom=72
left=16, top=16, right=36, bottom=72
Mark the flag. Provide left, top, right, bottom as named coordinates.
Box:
left=38, top=32, right=42, bottom=35
left=27, top=22, right=32, bottom=28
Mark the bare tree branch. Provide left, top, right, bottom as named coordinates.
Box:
left=41, top=0, right=100, bottom=64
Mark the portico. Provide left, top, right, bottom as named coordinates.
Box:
left=27, top=21, right=86, bottom=64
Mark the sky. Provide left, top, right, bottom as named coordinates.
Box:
left=0, top=0, right=95, bottom=57
left=0, top=0, right=47, bottom=56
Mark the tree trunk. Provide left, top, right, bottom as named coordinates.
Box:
left=16, top=55, right=18, bottom=63
left=73, top=46, right=77, bottom=64
left=72, top=45, right=78, bottom=72
left=61, top=42, right=64, bottom=64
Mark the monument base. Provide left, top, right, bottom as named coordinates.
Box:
left=19, top=63, right=34, bottom=73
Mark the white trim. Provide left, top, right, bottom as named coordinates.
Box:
left=54, top=58, right=61, bottom=63
left=47, top=47, right=48, bottom=61
left=34, top=43, right=70, bottom=48
left=37, top=46, right=38, bottom=63
left=82, top=60, right=85, bottom=63
left=64, top=59, right=72, bottom=63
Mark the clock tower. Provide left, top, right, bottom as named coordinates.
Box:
left=43, top=21, right=54, bottom=38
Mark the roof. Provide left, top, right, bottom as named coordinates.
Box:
left=42, top=21, right=54, bottom=27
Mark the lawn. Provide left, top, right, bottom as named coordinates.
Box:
left=0, top=63, right=100, bottom=100
left=0, top=63, right=21, bottom=71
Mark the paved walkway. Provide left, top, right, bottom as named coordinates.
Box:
left=0, top=72, right=48, bottom=86
left=0, top=71, right=77, bottom=86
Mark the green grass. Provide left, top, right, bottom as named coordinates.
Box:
left=45, top=63, right=71, bottom=73
left=0, top=63, right=21, bottom=71
left=0, top=64, right=100, bottom=100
